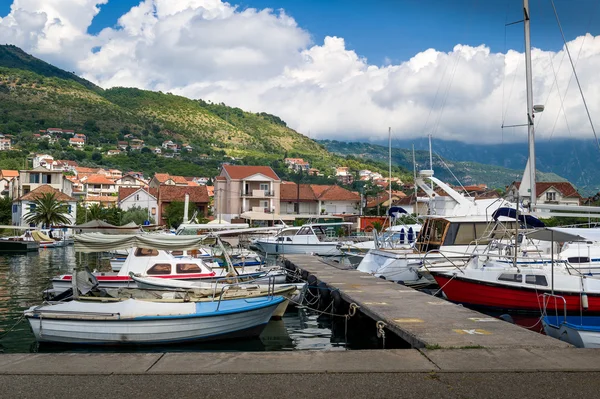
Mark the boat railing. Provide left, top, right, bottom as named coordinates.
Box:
left=421, top=250, right=471, bottom=275
left=541, top=293, right=567, bottom=324
left=215, top=274, right=277, bottom=311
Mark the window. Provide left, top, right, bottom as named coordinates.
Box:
left=259, top=183, right=269, bottom=192
left=498, top=273, right=522, bottom=283
left=260, top=200, right=268, bottom=208
left=151, top=207, right=156, bottom=215
left=67, top=205, right=72, bottom=213
left=29, top=204, right=36, bottom=212
left=176, top=263, right=202, bottom=273
left=29, top=174, right=39, bottom=184
left=525, top=275, right=548, bottom=286
left=147, top=263, right=171, bottom=275
left=546, top=192, right=556, bottom=201
left=135, top=194, right=140, bottom=201
left=568, top=257, right=590, bottom=264
left=297, top=227, right=312, bottom=235
left=42, top=174, right=52, bottom=184
left=135, top=248, right=159, bottom=257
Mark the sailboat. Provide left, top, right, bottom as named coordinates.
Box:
left=430, top=0, right=600, bottom=315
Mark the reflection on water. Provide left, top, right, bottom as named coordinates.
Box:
left=0, top=247, right=356, bottom=353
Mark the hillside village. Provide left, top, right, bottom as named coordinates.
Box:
left=0, top=129, right=588, bottom=228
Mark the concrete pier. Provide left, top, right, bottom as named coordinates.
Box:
left=284, top=255, right=570, bottom=349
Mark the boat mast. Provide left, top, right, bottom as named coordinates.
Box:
left=524, top=0, right=536, bottom=209
left=428, top=134, right=434, bottom=190
left=388, top=127, right=392, bottom=215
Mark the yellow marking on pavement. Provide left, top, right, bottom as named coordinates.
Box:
left=394, top=318, right=424, bottom=323
left=364, top=302, right=388, bottom=305
left=453, top=329, right=492, bottom=335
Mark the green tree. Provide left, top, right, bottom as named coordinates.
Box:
left=163, top=201, right=193, bottom=229
left=86, top=203, right=105, bottom=221
left=121, top=206, right=153, bottom=225
left=91, top=151, right=102, bottom=162
left=24, top=192, right=70, bottom=228
left=0, top=196, right=12, bottom=225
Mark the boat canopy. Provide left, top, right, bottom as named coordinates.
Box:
left=492, top=207, right=545, bottom=228
left=74, top=232, right=216, bottom=253
left=526, top=227, right=600, bottom=243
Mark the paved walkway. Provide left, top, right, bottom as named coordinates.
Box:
left=2, top=350, right=600, bottom=398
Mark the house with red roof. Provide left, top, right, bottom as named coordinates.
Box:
left=118, top=187, right=158, bottom=219
left=69, top=137, right=85, bottom=149
left=156, top=185, right=209, bottom=226
left=214, top=165, right=281, bottom=221
left=81, top=174, right=117, bottom=196
left=149, top=173, right=190, bottom=188
left=506, top=181, right=581, bottom=216
left=280, top=182, right=361, bottom=215
left=12, top=185, right=77, bottom=227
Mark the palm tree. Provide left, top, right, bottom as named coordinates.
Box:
left=86, top=203, right=105, bottom=221
left=24, top=192, right=71, bottom=228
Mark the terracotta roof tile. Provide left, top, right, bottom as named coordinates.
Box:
left=316, top=185, right=360, bottom=201
left=0, top=170, right=18, bottom=178
left=19, top=185, right=75, bottom=201
left=85, top=175, right=115, bottom=185
left=158, top=185, right=209, bottom=203
left=280, top=183, right=317, bottom=201
left=222, top=165, right=279, bottom=180
left=84, top=196, right=118, bottom=203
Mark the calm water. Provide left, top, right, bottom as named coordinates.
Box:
left=0, top=247, right=366, bottom=353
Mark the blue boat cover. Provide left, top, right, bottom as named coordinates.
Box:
left=492, top=207, right=545, bottom=228
left=543, top=315, right=600, bottom=332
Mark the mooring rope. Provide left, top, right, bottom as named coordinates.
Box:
left=0, top=314, right=25, bottom=340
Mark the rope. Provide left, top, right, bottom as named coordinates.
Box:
left=0, top=314, right=26, bottom=340
left=376, top=320, right=387, bottom=349
left=433, top=273, right=457, bottom=297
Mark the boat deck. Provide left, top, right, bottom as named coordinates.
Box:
left=285, top=255, right=570, bottom=349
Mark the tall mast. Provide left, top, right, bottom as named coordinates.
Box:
left=388, top=127, right=392, bottom=214
left=524, top=0, right=536, bottom=208
left=428, top=133, right=434, bottom=190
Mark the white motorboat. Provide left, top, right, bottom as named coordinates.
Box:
left=24, top=296, right=285, bottom=345
left=254, top=223, right=355, bottom=256
left=52, top=247, right=284, bottom=290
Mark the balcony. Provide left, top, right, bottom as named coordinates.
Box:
left=241, top=189, right=275, bottom=197
left=251, top=207, right=274, bottom=213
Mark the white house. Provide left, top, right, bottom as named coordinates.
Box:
left=10, top=167, right=73, bottom=199
left=118, top=187, right=158, bottom=219
left=12, top=185, right=77, bottom=227
left=33, top=154, right=54, bottom=169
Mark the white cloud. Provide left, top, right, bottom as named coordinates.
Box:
left=2, top=0, right=600, bottom=144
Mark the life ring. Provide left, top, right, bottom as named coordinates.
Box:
left=225, top=271, right=236, bottom=284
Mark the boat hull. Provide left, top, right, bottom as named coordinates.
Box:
left=25, top=297, right=283, bottom=345
left=432, top=273, right=600, bottom=313
left=543, top=315, right=600, bottom=348
left=255, top=241, right=341, bottom=256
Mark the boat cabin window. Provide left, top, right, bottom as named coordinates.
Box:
left=171, top=250, right=184, bottom=256
left=297, top=227, right=313, bottom=235
left=444, top=222, right=491, bottom=246
left=568, top=257, right=590, bottom=264
left=147, top=263, right=171, bottom=275
left=135, top=248, right=159, bottom=257
left=525, top=275, right=548, bottom=286
left=176, top=263, right=202, bottom=273
left=497, top=273, right=522, bottom=283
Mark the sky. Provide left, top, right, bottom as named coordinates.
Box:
left=0, top=0, right=599, bottom=145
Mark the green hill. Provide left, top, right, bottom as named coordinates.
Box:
left=0, top=45, right=410, bottom=183
left=319, top=140, right=567, bottom=190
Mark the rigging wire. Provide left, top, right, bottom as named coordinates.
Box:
left=550, top=0, right=600, bottom=153
left=433, top=150, right=471, bottom=198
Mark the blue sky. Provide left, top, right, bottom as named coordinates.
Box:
left=14, top=0, right=596, bottom=65
left=3, top=0, right=595, bottom=64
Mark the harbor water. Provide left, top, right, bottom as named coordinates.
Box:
left=0, top=247, right=377, bottom=353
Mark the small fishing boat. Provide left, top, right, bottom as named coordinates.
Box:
left=130, top=273, right=306, bottom=304
left=24, top=296, right=285, bottom=345
left=52, top=247, right=284, bottom=290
